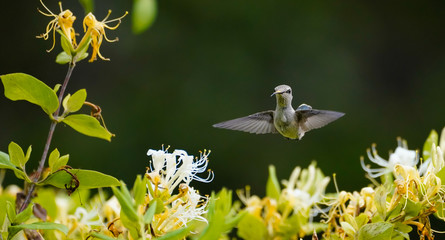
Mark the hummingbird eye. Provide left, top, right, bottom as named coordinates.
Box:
left=286, top=89, right=291, bottom=94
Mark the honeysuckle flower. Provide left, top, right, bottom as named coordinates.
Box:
left=37, top=0, right=77, bottom=52
left=73, top=207, right=103, bottom=227
left=281, top=162, right=330, bottom=215
left=237, top=187, right=282, bottom=237
left=154, top=184, right=208, bottom=234
left=146, top=148, right=214, bottom=195
left=102, top=196, right=121, bottom=221
left=361, top=142, right=418, bottom=178
left=83, top=10, right=128, bottom=62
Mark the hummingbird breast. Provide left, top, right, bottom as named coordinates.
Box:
left=273, top=107, right=298, bottom=139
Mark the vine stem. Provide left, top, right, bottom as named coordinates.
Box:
left=19, top=62, right=76, bottom=212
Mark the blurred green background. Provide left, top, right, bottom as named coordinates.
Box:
left=1, top=0, right=445, bottom=197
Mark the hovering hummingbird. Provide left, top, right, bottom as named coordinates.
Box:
left=213, top=85, right=345, bottom=140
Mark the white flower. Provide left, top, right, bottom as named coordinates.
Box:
left=73, top=207, right=103, bottom=227
left=281, top=162, right=330, bottom=214
left=361, top=144, right=418, bottom=178
left=157, top=185, right=208, bottom=232
left=147, top=147, right=214, bottom=194
left=102, top=196, right=121, bottom=220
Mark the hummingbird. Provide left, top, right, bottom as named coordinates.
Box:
left=213, top=84, right=345, bottom=140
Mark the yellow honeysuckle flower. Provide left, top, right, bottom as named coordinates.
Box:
left=37, top=0, right=77, bottom=52
left=83, top=10, right=128, bottom=62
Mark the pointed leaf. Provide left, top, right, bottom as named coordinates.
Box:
left=133, top=175, right=146, bottom=206
left=9, top=222, right=68, bottom=235
left=1, top=73, right=59, bottom=115
left=6, top=201, right=16, bottom=223
left=59, top=31, right=74, bottom=55
left=14, top=204, right=33, bottom=224
left=120, top=209, right=140, bottom=239
left=374, top=186, right=387, bottom=220
left=64, top=89, right=86, bottom=113
left=0, top=151, right=29, bottom=182
left=358, top=222, right=393, bottom=240
left=56, top=52, right=72, bottom=65
left=423, top=130, right=438, bottom=161
left=112, top=185, right=139, bottom=222
left=79, top=0, right=94, bottom=13
left=73, top=37, right=91, bottom=63
left=132, top=0, right=157, bottom=34
left=266, top=165, right=280, bottom=200
left=52, top=154, right=69, bottom=174
left=143, top=200, right=157, bottom=224
left=40, top=169, right=120, bottom=189
left=155, top=226, right=192, bottom=240
left=48, top=149, right=60, bottom=172
left=24, top=146, right=32, bottom=164
left=89, top=232, right=115, bottom=240
left=62, top=114, right=112, bottom=141
left=150, top=198, right=165, bottom=214
left=53, top=84, right=61, bottom=94
left=8, top=142, right=26, bottom=169
left=404, top=199, right=422, bottom=219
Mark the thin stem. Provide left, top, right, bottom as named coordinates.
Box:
left=19, top=62, right=76, bottom=212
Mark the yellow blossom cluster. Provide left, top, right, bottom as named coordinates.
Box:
left=37, top=0, right=127, bottom=62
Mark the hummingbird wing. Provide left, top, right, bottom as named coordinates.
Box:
left=213, top=110, right=277, bottom=134
left=296, top=109, right=345, bottom=132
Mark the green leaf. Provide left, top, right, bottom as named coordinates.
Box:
left=74, top=52, right=89, bottom=63
left=266, top=165, right=280, bottom=200
left=132, top=0, right=157, bottom=34
left=0, top=151, right=29, bottom=182
left=56, top=51, right=72, bottom=65
left=89, top=232, right=115, bottom=240
left=48, top=149, right=60, bottom=172
left=24, top=146, right=32, bottom=164
left=154, top=226, right=192, bottom=240
left=59, top=31, right=74, bottom=55
left=340, top=221, right=356, bottom=237
left=112, top=185, right=139, bottom=222
left=423, top=130, right=438, bottom=161
left=64, top=89, right=86, bottom=113
left=374, top=186, right=387, bottom=220
left=73, top=37, right=91, bottom=63
left=6, top=201, right=16, bottom=223
left=62, top=114, right=113, bottom=141
left=404, top=199, right=422, bottom=219
left=40, top=169, right=120, bottom=189
left=8, top=142, right=26, bottom=169
left=1, top=73, right=59, bottom=115
left=54, top=155, right=69, bottom=174
left=143, top=199, right=157, bottom=224
left=237, top=213, right=267, bottom=240
left=355, top=214, right=369, bottom=230
left=9, top=222, right=68, bottom=235
left=53, top=84, right=61, bottom=94
left=120, top=209, right=140, bottom=240
left=47, top=149, right=69, bottom=174
left=0, top=151, right=14, bottom=169
left=78, top=0, right=94, bottom=14
left=435, top=201, right=445, bottom=221
left=358, top=222, right=393, bottom=240
left=14, top=204, right=33, bottom=224
left=132, top=175, right=146, bottom=206
left=386, top=202, right=403, bottom=221
left=393, top=222, right=412, bottom=240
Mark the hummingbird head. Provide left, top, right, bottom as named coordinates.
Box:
left=271, top=85, right=293, bottom=107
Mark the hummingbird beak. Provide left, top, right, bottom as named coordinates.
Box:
left=271, top=90, right=282, bottom=97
